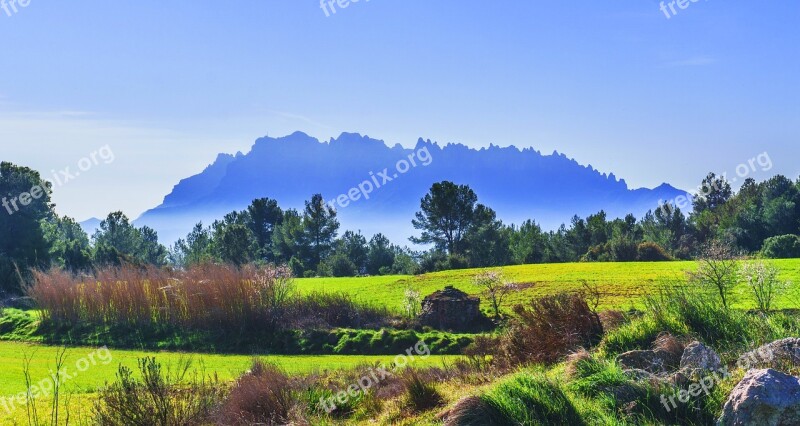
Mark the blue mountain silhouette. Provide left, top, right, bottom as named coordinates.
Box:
left=133, top=132, right=689, bottom=245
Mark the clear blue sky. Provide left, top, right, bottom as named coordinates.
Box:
left=1, top=0, right=798, bottom=221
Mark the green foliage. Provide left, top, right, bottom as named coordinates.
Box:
left=93, top=357, right=222, bottom=426
left=43, top=215, right=92, bottom=271
left=303, top=193, right=340, bottom=271
left=761, top=234, right=800, bottom=258
left=411, top=181, right=478, bottom=254
left=636, top=241, right=673, bottom=261
left=92, top=212, right=168, bottom=267
left=0, top=162, right=54, bottom=294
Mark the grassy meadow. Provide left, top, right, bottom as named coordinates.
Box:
left=296, top=259, right=800, bottom=313
left=0, top=341, right=457, bottom=424
left=4, top=259, right=800, bottom=424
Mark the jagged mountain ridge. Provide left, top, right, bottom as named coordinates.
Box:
left=132, top=132, right=689, bottom=245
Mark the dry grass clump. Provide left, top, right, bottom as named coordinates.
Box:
left=216, top=360, right=299, bottom=425
left=498, top=292, right=604, bottom=366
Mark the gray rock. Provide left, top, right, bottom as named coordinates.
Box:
left=680, top=342, right=721, bottom=378
left=718, top=368, right=800, bottom=426
left=738, top=338, right=800, bottom=370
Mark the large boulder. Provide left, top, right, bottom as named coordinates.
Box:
left=738, top=338, right=800, bottom=370
left=718, top=369, right=800, bottom=426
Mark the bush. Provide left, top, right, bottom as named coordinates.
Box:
left=742, top=261, right=789, bottom=313
left=636, top=242, right=673, bottom=261
left=94, top=357, right=222, bottom=426
left=217, top=360, right=297, bottom=425
left=499, top=293, right=603, bottom=366
left=325, top=253, right=358, bottom=277
left=761, top=234, right=800, bottom=259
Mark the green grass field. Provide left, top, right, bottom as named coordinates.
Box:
left=0, top=341, right=456, bottom=424
left=296, top=259, right=800, bottom=312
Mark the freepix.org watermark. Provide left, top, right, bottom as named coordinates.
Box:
left=327, top=146, right=433, bottom=211
left=659, top=0, right=707, bottom=19
left=2, top=145, right=115, bottom=216
left=317, top=339, right=431, bottom=413
left=0, top=347, right=114, bottom=416
left=320, top=0, right=370, bottom=17
left=656, top=151, right=772, bottom=215
left=1, top=0, right=31, bottom=17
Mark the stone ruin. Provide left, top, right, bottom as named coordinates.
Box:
left=419, top=286, right=482, bottom=331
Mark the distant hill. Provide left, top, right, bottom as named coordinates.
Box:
left=133, top=132, right=689, bottom=245
left=79, top=217, right=102, bottom=237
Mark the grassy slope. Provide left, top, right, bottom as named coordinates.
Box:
left=296, top=259, right=800, bottom=313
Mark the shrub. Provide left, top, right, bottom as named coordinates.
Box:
left=216, top=360, right=297, bottom=425
left=636, top=242, right=673, bottom=261
left=742, top=261, right=789, bottom=313
left=93, top=357, right=222, bottom=426
left=401, top=370, right=444, bottom=412
left=688, top=240, right=741, bottom=309
left=761, top=234, right=800, bottom=259
left=325, top=253, right=358, bottom=277
left=499, top=293, right=603, bottom=366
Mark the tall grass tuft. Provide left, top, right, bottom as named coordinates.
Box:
left=28, top=264, right=394, bottom=338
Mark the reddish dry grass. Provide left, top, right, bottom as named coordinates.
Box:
left=28, top=264, right=294, bottom=331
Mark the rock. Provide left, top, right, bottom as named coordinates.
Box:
left=679, top=342, right=721, bottom=378
left=718, top=368, right=800, bottom=426
left=616, top=349, right=672, bottom=374
left=419, top=286, right=483, bottom=331
left=738, top=338, right=800, bottom=370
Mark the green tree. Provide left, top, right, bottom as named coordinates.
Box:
left=0, top=162, right=54, bottom=293
left=272, top=209, right=306, bottom=268
left=43, top=215, right=92, bottom=272
left=93, top=212, right=168, bottom=266
left=366, top=233, right=395, bottom=275
left=247, top=198, right=283, bottom=261
left=410, top=181, right=479, bottom=255
left=302, top=194, right=339, bottom=271
left=509, top=220, right=546, bottom=264
left=171, top=222, right=215, bottom=267
left=211, top=212, right=257, bottom=266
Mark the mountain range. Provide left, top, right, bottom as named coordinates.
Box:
left=82, top=132, right=689, bottom=246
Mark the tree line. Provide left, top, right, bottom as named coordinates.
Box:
left=3, top=159, right=800, bottom=294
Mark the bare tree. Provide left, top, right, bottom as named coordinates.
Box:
left=473, top=270, right=517, bottom=319
left=688, top=240, right=740, bottom=309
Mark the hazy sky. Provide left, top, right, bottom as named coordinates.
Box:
left=1, top=1, right=798, bottom=221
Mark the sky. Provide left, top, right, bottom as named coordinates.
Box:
left=1, top=0, right=798, bottom=222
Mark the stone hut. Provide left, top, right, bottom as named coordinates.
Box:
left=419, top=286, right=481, bottom=331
